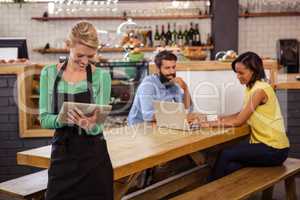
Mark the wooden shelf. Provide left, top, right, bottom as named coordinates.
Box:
left=30, top=95, right=40, bottom=99
left=33, top=45, right=214, bottom=54
left=239, top=12, right=300, bottom=18
left=33, top=48, right=69, bottom=54
left=32, top=47, right=154, bottom=54
left=132, top=15, right=212, bottom=20
left=111, top=80, right=139, bottom=85
left=111, top=101, right=132, bottom=105
left=31, top=15, right=212, bottom=21
left=100, top=47, right=156, bottom=53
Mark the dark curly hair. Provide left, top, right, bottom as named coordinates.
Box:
left=232, top=51, right=266, bottom=88
left=154, top=50, right=177, bottom=69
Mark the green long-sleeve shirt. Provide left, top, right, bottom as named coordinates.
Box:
left=39, top=64, right=111, bottom=135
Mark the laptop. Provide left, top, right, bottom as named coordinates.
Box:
left=153, top=101, right=200, bottom=131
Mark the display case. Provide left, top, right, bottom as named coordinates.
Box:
left=24, top=61, right=149, bottom=137
left=0, top=61, right=148, bottom=138
left=96, top=61, right=149, bottom=115
left=0, top=64, right=53, bottom=137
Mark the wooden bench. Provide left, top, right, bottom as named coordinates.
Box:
left=171, top=158, right=300, bottom=200
left=0, top=170, right=47, bottom=200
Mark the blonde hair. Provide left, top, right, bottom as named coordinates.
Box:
left=66, top=21, right=99, bottom=49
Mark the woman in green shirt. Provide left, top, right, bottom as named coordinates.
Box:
left=39, top=21, right=113, bottom=200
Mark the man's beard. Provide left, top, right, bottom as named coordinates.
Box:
left=159, top=72, right=176, bottom=87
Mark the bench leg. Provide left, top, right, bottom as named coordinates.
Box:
left=26, top=191, right=45, bottom=200
left=261, top=186, right=273, bottom=200
left=285, top=176, right=297, bottom=200
left=114, top=172, right=141, bottom=200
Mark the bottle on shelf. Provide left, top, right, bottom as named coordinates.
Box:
left=31, top=74, right=40, bottom=95
left=193, top=23, right=201, bottom=46
left=160, top=24, right=166, bottom=47
left=154, top=25, right=161, bottom=47
left=205, top=0, right=211, bottom=15
left=166, top=23, right=172, bottom=46
left=183, top=25, right=189, bottom=46
left=142, top=26, right=148, bottom=47
left=134, top=27, right=142, bottom=42
left=147, top=26, right=153, bottom=47
left=206, top=33, right=213, bottom=46
left=177, top=25, right=184, bottom=47
left=171, top=23, right=177, bottom=46
left=188, top=22, right=194, bottom=46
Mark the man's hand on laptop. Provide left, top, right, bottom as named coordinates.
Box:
left=189, top=114, right=220, bottom=128
left=186, top=113, right=207, bottom=125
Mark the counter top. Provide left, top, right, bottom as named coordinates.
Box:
left=0, top=60, right=278, bottom=74
left=0, top=64, right=44, bottom=75
left=275, top=72, right=300, bottom=89
left=2, top=61, right=300, bottom=89
left=149, top=59, right=279, bottom=73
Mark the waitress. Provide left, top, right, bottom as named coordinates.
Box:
left=39, top=21, right=113, bottom=200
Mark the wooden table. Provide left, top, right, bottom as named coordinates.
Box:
left=17, top=123, right=250, bottom=199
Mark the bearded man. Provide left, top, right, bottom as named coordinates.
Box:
left=128, top=50, right=192, bottom=126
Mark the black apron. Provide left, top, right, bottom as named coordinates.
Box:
left=45, top=61, right=114, bottom=200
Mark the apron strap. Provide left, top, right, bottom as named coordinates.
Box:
left=52, top=61, right=67, bottom=114
left=52, top=61, right=95, bottom=114
left=86, top=64, right=95, bottom=104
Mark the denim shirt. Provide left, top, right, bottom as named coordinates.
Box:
left=128, top=74, right=184, bottom=126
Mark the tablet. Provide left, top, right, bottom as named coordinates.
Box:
left=57, top=102, right=112, bottom=124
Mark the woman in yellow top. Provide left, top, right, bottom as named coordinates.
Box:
left=189, top=51, right=289, bottom=181
left=39, top=21, right=113, bottom=199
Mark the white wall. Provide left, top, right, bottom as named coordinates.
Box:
left=239, top=16, right=300, bottom=58
left=1, top=2, right=300, bottom=61
left=178, top=70, right=245, bottom=116
left=178, top=69, right=273, bottom=116
left=0, top=2, right=211, bottom=63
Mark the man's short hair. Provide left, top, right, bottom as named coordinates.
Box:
left=154, top=50, right=177, bottom=69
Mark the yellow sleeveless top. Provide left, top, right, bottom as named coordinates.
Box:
left=244, top=81, right=289, bottom=149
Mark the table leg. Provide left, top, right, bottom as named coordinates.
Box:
left=114, top=172, right=142, bottom=200
left=262, top=186, right=274, bottom=200
left=285, top=176, right=297, bottom=200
